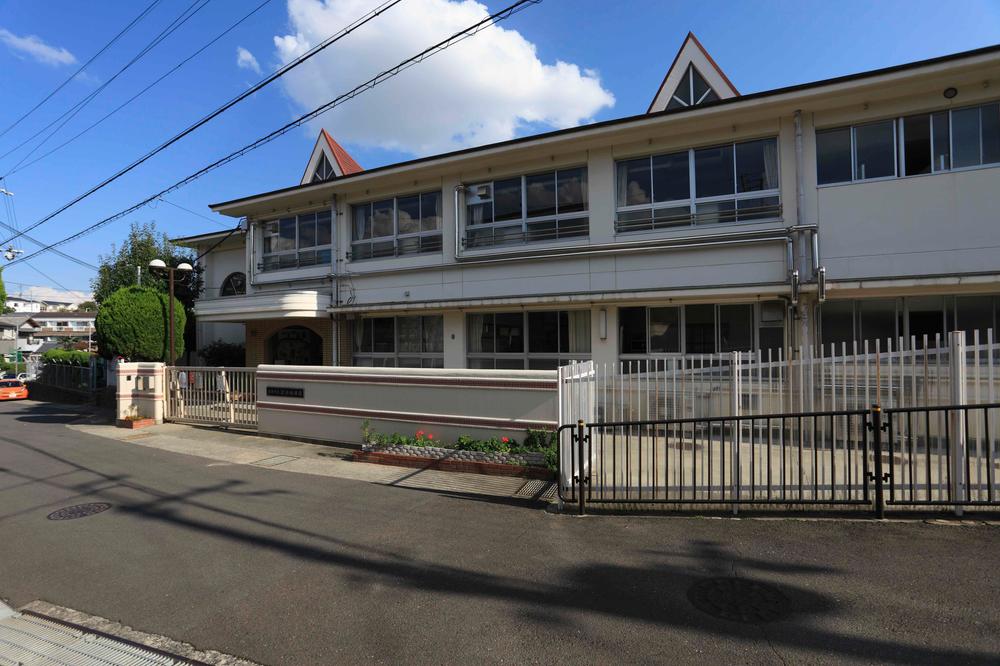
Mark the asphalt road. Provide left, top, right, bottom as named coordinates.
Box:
left=1, top=400, right=998, bottom=665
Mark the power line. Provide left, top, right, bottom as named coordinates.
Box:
left=0, top=0, right=405, bottom=248
left=0, top=0, right=164, bottom=142
left=155, top=197, right=229, bottom=227
left=3, top=0, right=540, bottom=267
left=1, top=0, right=214, bottom=169
left=0, top=215, right=98, bottom=270
left=21, top=262, right=91, bottom=301
left=5, top=0, right=276, bottom=178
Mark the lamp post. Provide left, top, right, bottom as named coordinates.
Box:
left=148, top=259, right=192, bottom=363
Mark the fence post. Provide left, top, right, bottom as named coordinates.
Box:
left=730, top=351, right=741, bottom=515
left=871, top=404, right=885, bottom=519
left=576, top=419, right=586, bottom=516
left=949, top=331, right=967, bottom=516
left=221, top=370, right=235, bottom=424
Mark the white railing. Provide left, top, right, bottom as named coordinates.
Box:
left=560, top=330, right=999, bottom=427
left=165, top=366, right=257, bottom=428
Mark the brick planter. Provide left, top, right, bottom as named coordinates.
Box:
left=356, top=443, right=553, bottom=480
left=117, top=418, right=157, bottom=430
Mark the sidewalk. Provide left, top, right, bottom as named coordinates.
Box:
left=69, top=419, right=557, bottom=505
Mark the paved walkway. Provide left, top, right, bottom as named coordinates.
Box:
left=70, top=419, right=556, bottom=504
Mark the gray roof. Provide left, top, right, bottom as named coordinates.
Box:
left=0, top=315, right=37, bottom=328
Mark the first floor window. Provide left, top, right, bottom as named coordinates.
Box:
left=353, top=315, right=444, bottom=367
left=465, top=168, right=589, bottom=248
left=351, top=191, right=442, bottom=260
left=616, top=137, right=780, bottom=233
left=261, top=210, right=332, bottom=271
left=619, top=302, right=786, bottom=358
left=467, top=310, right=591, bottom=369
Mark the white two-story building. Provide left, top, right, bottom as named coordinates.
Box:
left=177, top=35, right=1000, bottom=370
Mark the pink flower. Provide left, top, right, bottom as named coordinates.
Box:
left=427, top=433, right=434, bottom=441
left=501, top=437, right=510, bottom=443
left=416, top=430, right=425, bottom=437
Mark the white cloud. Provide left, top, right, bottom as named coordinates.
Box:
left=236, top=46, right=262, bottom=74
left=0, top=27, right=76, bottom=66
left=273, top=0, right=615, bottom=155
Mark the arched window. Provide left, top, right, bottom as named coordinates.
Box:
left=220, top=272, right=246, bottom=297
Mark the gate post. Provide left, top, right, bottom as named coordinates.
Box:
left=576, top=419, right=587, bottom=516
left=871, top=404, right=885, bottom=519
left=949, top=332, right=967, bottom=515
left=730, top=351, right=742, bottom=515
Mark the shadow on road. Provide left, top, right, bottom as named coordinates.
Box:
left=1, top=426, right=997, bottom=665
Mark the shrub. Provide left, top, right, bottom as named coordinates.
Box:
left=41, top=349, right=92, bottom=366
left=95, top=286, right=185, bottom=361
left=199, top=340, right=245, bottom=367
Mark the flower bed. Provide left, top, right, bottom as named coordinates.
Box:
left=360, top=421, right=557, bottom=473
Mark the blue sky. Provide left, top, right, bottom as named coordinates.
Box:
left=0, top=0, right=997, bottom=298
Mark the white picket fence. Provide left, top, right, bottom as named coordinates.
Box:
left=165, top=366, right=257, bottom=428
left=559, top=330, right=999, bottom=427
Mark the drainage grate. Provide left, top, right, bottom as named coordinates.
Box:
left=687, top=577, right=789, bottom=623
left=47, top=503, right=112, bottom=521
left=513, top=479, right=556, bottom=501
left=250, top=455, right=299, bottom=467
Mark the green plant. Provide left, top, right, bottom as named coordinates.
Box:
left=95, top=285, right=185, bottom=361
left=41, top=349, right=92, bottom=365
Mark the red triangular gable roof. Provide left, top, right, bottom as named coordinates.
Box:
left=320, top=129, right=363, bottom=176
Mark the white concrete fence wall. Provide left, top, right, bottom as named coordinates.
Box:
left=115, top=362, right=165, bottom=424
left=256, top=365, right=558, bottom=446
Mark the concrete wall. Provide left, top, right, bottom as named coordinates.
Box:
left=256, top=365, right=558, bottom=446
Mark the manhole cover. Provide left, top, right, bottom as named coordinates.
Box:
left=47, top=503, right=112, bottom=521
left=687, top=577, right=789, bottom=623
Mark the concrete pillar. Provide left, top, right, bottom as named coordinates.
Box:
left=591, top=305, right=618, bottom=370
left=587, top=147, right=615, bottom=245
left=116, top=362, right=165, bottom=425
left=443, top=310, right=465, bottom=368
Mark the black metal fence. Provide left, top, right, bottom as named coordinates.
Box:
left=559, top=403, right=1000, bottom=516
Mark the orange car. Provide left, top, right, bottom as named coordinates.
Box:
left=0, top=379, right=28, bottom=400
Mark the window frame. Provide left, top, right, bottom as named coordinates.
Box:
left=352, top=315, right=445, bottom=367
left=818, top=100, right=1000, bottom=187
left=259, top=209, right=333, bottom=273
left=350, top=190, right=443, bottom=261
left=618, top=302, right=787, bottom=359
left=615, top=137, right=782, bottom=234
left=465, top=310, right=592, bottom=369
left=463, top=167, right=589, bottom=249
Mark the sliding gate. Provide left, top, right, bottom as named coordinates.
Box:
left=559, top=403, right=1000, bottom=515
left=165, top=366, right=258, bottom=428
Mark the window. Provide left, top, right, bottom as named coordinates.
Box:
left=465, top=168, right=588, bottom=248
left=353, top=315, right=444, bottom=367
left=619, top=302, right=783, bottom=356
left=615, top=138, right=780, bottom=233
left=467, top=310, right=590, bottom=369
left=351, top=191, right=442, bottom=260
left=261, top=210, right=332, bottom=271
left=311, top=153, right=336, bottom=183
left=220, top=272, right=246, bottom=297
left=819, top=101, right=1000, bottom=185
left=956, top=296, right=997, bottom=343
left=665, top=65, right=720, bottom=110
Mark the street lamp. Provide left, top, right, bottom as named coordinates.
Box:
left=148, top=259, right=193, bottom=363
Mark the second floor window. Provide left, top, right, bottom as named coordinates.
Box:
left=616, top=137, right=780, bottom=233
left=261, top=210, right=332, bottom=272
left=220, top=272, right=246, bottom=296
left=351, top=191, right=442, bottom=260
left=464, top=167, right=588, bottom=248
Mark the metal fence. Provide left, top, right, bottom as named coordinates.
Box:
left=165, top=366, right=257, bottom=428
left=558, top=403, right=1000, bottom=516
left=30, top=359, right=107, bottom=394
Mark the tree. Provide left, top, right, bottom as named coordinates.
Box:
left=0, top=269, right=12, bottom=314
left=95, top=286, right=186, bottom=361
left=76, top=300, right=98, bottom=312
left=92, top=221, right=202, bottom=358
left=91, top=221, right=202, bottom=306
left=199, top=340, right=245, bottom=367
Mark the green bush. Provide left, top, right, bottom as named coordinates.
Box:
left=41, top=349, right=92, bottom=365
left=95, top=286, right=185, bottom=362
left=199, top=340, right=245, bottom=367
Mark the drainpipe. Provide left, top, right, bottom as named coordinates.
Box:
left=794, top=110, right=810, bottom=352
left=453, top=185, right=465, bottom=260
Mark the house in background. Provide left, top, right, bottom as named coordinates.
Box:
left=0, top=314, right=39, bottom=359
left=28, top=312, right=96, bottom=352
left=177, top=35, right=1000, bottom=369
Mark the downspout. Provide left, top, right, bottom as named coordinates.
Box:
left=453, top=185, right=465, bottom=260
left=794, top=110, right=809, bottom=352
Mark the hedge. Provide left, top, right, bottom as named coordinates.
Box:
left=41, top=349, right=92, bottom=366
left=95, top=285, right=185, bottom=361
